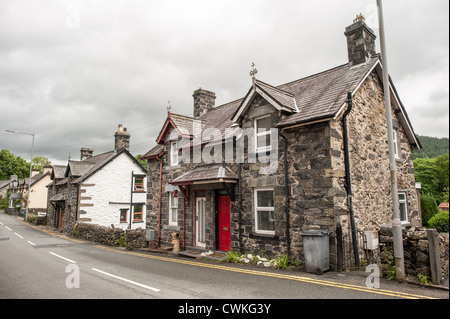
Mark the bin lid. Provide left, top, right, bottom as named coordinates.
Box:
left=300, top=230, right=332, bottom=237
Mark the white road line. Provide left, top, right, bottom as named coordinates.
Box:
left=14, top=232, right=23, bottom=239
left=27, top=240, right=36, bottom=246
left=49, top=252, right=76, bottom=264
left=0, top=222, right=3, bottom=225
left=5, top=226, right=12, bottom=231
left=91, top=268, right=161, bottom=292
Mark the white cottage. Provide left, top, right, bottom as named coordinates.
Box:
left=47, top=125, right=147, bottom=232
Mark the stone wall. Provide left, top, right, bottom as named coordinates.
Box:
left=330, top=71, right=420, bottom=267
left=73, top=222, right=147, bottom=250
left=380, top=225, right=449, bottom=284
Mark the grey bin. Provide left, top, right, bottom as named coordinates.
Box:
left=300, top=230, right=331, bottom=275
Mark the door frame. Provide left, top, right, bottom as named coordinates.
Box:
left=195, top=196, right=206, bottom=248
left=217, top=195, right=231, bottom=251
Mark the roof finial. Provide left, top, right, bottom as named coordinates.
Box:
left=167, top=100, right=172, bottom=113
left=250, top=62, right=258, bottom=85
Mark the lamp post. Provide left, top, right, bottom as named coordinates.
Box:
left=376, top=0, right=405, bottom=281
left=5, top=129, right=35, bottom=222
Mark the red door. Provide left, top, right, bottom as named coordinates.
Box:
left=218, top=196, right=231, bottom=251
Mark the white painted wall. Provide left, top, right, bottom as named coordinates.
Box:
left=28, top=174, right=51, bottom=210
left=79, top=153, right=146, bottom=230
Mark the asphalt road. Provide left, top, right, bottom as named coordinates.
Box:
left=1, top=212, right=448, bottom=305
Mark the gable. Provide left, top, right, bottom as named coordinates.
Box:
left=232, top=80, right=298, bottom=123
left=82, top=151, right=146, bottom=186
left=332, top=62, right=420, bottom=149
left=156, top=113, right=201, bottom=145
left=73, top=149, right=146, bottom=184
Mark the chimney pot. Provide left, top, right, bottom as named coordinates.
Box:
left=114, top=124, right=131, bottom=152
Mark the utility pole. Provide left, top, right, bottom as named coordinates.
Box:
left=5, top=129, right=35, bottom=223
left=376, top=0, right=405, bottom=281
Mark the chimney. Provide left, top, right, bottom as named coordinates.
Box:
left=345, top=14, right=377, bottom=66
left=31, top=167, right=40, bottom=178
left=80, top=147, right=94, bottom=161
left=114, top=124, right=130, bottom=152
left=193, top=88, right=216, bottom=118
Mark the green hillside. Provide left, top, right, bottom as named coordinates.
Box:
left=413, top=135, right=449, bottom=159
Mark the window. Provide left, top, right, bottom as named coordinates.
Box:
left=398, top=192, right=408, bottom=223
left=133, top=204, right=143, bottom=222
left=169, top=192, right=178, bottom=225
left=254, top=189, right=275, bottom=234
left=134, top=176, right=145, bottom=192
left=393, top=129, right=400, bottom=159
left=120, top=209, right=128, bottom=223
left=255, top=116, right=272, bottom=152
left=170, top=141, right=179, bottom=166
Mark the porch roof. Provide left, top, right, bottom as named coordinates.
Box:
left=170, top=164, right=238, bottom=186
left=49, top=193, right=65, bottom=202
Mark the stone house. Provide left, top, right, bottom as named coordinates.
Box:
left=141, top=17, right=421, bottom=267
left=46, top=125, right=147, bottom=233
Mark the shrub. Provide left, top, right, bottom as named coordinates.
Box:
left=427, top=211, right=449, bottom=233
left=421, top=193, right=439, bottom=227
left=225, top=250, right=241, bottom=263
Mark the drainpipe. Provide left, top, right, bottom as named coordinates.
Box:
left=343, top=92, right=360, bottom=267
left=280, top=132, right=291, bottom=257
left=156, top=155, right=163, bottom=247
left=183, top=195, right=186, bottom=251
left=238, top=163, right=243, bottom=254
left=129, top=171, right=134, bottom=230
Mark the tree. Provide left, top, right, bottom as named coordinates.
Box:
left=414, top=154, right=449, bottom=204
left=32, top=156, right=50, bottom=173
left=0, top=149, right=30, bottom=180
left=134, top=155, right=147, bottom=169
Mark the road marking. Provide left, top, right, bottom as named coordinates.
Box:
left=96, top=246, right=436, bottom=300
left=14, top=232, right=23, bottom=239
left=0, top=222, right=4, bottom=225
left=27, top=240, right=36, bottom=246
left=91, top=268, right=161, bottom=292
left=49, top=252, right=76, bottom=264
left=5, top=226, right=12, bottom=231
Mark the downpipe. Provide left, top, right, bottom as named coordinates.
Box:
left=343, top=92, right=360, bottom=267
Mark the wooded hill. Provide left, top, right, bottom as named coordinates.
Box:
left=413, top=135, right=449, bottom=159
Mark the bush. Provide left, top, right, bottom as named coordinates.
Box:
left=421, top=193, right=439, bottom=227
left=427, top=211, right=449, bottom=233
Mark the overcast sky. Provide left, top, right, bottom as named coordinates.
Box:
left=0, top=0, right=448, bottom=165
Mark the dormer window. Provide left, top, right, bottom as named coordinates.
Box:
left=170, top=141, right=179, bottom=166
left=255, top=115, right=272, bottom=152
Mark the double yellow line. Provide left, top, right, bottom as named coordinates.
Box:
left=96, top=245, right=437, bottom=300
left=23, top=221, right=436, bottom=300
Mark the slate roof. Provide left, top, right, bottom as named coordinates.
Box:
left=57, top=149, right=145, bottom=185
left=144, top=54, right=420, bottom=157
left=171, top=164, right=238, bottom=185
left=0, top=180, right=10, bottom=190
left=141, top=144, right=164, bottom=160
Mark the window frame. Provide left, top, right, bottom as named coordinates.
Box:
left=254, top=188, right=275, bottom=235
left=254, top=115, right=272, bottom=153
left=169, top=192, right=178, bottom=226
left=133, top=176, right=145, bottom=192
left=398, top=192, right=409, bottom=224
left=132, top=204, right=144, bottom=222
left=120, top=208, right=128, bottom=224
left=393, top=129, right=400, bottom=160
left=170, top=141, right=179, bottom=166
